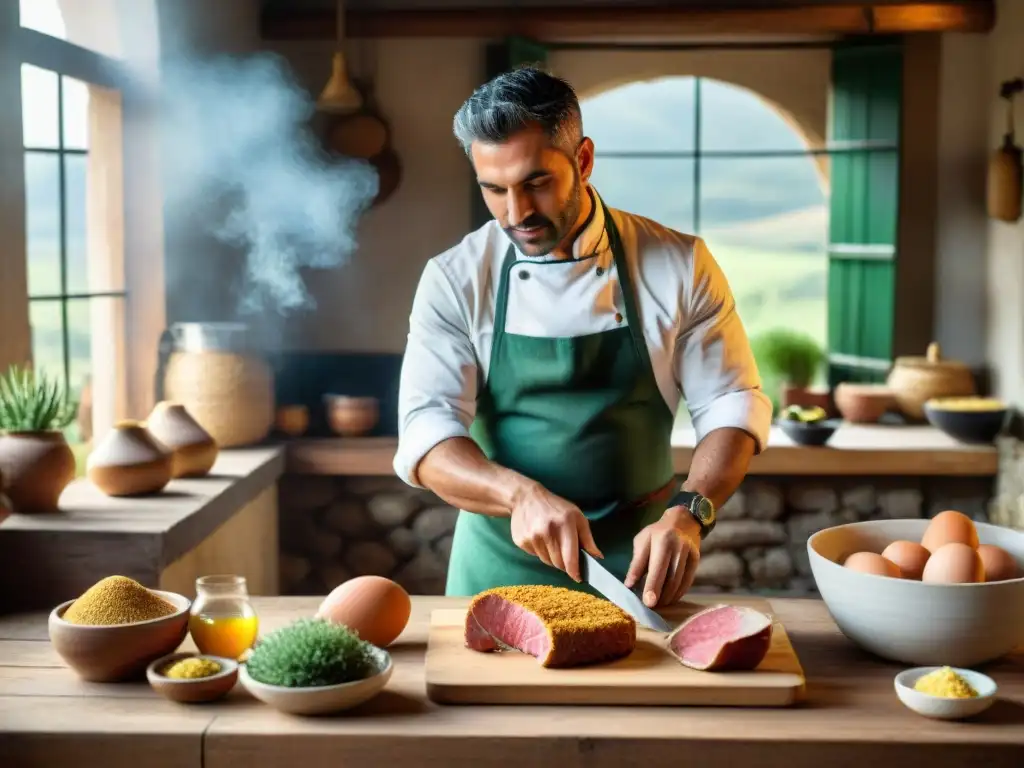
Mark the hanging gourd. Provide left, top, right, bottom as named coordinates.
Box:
left=987, top=78, right=1023, bottom=223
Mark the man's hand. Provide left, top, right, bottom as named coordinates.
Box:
left=625, top=507, right=701, bottom=607
left=510, top=482, right=603, bottom=582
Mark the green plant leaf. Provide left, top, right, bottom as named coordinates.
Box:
left=750, top=328, right=825, bottom=389
left=0, top=364, right=77, bottom=432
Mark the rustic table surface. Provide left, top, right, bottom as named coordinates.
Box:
left=2, top=596, right=1022, bottom=768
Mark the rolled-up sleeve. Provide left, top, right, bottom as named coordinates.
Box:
left=675, top=237, right=774, bottom=453
left=393, top=259, right=479, bottom=487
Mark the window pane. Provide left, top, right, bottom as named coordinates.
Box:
left=699, top=155, right=828, bottom=351
left=62, top=76, right=90, bottom=150
left=29, top=300, right=66, bottom=388
left=66, top=296, right=123, bottom=447
left=25, top=152, right=62, bottom=297
left=21, top=65, right=59, bottom=149
left=590, top=157, right=695, bottom=234
left=582, top=77, right=696, bottom=153
left=64, top=153, right=88, bottom=293
left=699, top=79, right=819, bottom=153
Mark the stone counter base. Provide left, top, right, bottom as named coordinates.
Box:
left=277, top=473, right=996, bottom=597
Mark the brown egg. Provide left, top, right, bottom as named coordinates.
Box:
left=977, top=544, right=1019, bottom=582
left=881, top=540, right=931, bottom=580
left=921, top=542, right=985, bottom=584
left=843, top=551, right=901, bottom=578
left=921, top=510, right=979, bottom=553
left=315, top=575, right=412, bottom=647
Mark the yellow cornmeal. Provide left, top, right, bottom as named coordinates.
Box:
left=163, top=657, right=222, bottom=679
left=471, top=585, right=635, bottom=633
left=914, top=666, right=978, bottom=698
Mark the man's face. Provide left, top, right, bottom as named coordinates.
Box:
left=470, top=124, right=594, bottom=257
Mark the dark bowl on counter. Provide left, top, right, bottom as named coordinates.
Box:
left=778, top=417, right=841, bottom=447
left=923, top=397, right=1010, bottom=445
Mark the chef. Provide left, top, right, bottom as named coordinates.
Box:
left=394, top=66, right=772, bottom=607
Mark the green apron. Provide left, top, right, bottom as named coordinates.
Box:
left=445, top=199, right=677, bottom=596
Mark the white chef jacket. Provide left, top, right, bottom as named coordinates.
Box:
left=393, top=184, right=773, bottom=488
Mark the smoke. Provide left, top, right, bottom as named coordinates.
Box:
left=159, top=52, right=379, bottom=317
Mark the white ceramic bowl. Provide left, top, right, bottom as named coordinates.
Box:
left=239, top=645, right=393, bottom=715
left=894, top=666, right=997, bottom=720
left=808, top=518, right=1024, bottom=666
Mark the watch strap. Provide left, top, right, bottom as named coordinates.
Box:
left=669, top=490, right=716, bottom=539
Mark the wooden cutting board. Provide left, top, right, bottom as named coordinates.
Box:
left=424, top=597, right=806, bottom=707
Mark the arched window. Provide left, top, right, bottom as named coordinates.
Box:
left=583, top=76, right=828, bottom=358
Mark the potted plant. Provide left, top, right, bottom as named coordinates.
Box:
left=0, top=365, right=77, bottom=513
left=750, top=329, right=829, bottom=414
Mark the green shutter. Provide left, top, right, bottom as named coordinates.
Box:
left=826, top=42, right=902, bottom=386
left=469, top=36, right=548, bottom=231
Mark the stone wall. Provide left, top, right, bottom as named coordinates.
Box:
left=277, top=473, right=995, bottom=597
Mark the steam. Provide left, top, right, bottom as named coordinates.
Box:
left=159, top=53, right=379, bottom=316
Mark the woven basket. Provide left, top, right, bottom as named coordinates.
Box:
left=886, top=342, right=976, bottom=422
left=162, top=350, right=274, bottom=448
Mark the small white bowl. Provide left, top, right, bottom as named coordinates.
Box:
left=239, top=645, right=393, bottom=716
left=894, top=666, right=997, bottom=720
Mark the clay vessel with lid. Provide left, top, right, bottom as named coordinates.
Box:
left=145, top=401, right=218, bottom=478
left=886, top=342, right=976, bottom=422
left=86, top=421, right=173, bottom=496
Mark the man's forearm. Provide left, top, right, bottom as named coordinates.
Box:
left=414, top=436, right=536, bottom=517
left=679, top=426, right=757, bottom=510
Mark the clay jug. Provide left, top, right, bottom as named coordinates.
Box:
left=145, top=401, right=218, bottom=478
left=87, top=421, right=173, bottom=497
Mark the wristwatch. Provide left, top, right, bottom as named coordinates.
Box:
left=669, top=490, right=716, bottom=540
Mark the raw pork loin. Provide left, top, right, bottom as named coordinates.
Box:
left=667, top=604, right=773, bottom=671
left=465, top=585, right=636, bottom=667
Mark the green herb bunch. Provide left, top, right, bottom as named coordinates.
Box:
left=245, top=618, right=376, bottom=688
left=750, top=328, right=825, bottom=389
left=0, top=365, right=76, bottom=433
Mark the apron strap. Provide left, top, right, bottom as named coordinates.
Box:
left=600, top=198, right=654, bottom=373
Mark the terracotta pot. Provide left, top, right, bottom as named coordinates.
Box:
left=0, top=468, right=11, bottom=526
left=781, top=385, right=834, bottom=416
left=886, top=342, right=976, bottom=422
left=275, top=405, right=309, bottom=437
left=145, top=401, right=218, bottom=478
left=0, top=431, right=76, bottom=513
left=87, top=420, right=173, bottom=497
left=324, top=395, right=379, bottom=437
left=834, top=383, right=897, bottom=424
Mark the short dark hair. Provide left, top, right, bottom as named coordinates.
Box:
left=452, top=65, right=583, bottom=157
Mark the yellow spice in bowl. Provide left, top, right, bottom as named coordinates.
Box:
left=913, top=667, right=978, bottom=698
left=62, top=575, right=177, bottom=625
left=926, top=397, right=1005, bottom=412
left=163, top=657, right=222, bottom=679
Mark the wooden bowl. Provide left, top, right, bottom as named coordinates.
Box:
left=147, top=652, right=239, bottom=703
left=324, top=395, right=379, bottom=437
left=48, top=590, right=191, bottom=682
left=275, top=405, right=310, bottom=437
left=834, top=383, right=897, bottom=423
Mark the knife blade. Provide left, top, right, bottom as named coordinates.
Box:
left=579, top=550, right=673, bottom=633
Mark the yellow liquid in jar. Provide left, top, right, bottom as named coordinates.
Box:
left=189, top=613, right=259, bottom=660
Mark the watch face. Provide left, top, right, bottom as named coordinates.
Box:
left=694, top=497, right=715, bottom=524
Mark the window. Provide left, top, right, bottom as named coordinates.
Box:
left=582, top=76, right=829, bottom=356
left=18, top=0, right=128, bottom=473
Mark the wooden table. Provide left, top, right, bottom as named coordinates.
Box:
left=2, top=596, right=1022, bottom=767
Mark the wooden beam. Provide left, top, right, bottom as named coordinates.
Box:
left=261, top=3, right=995, bottom=40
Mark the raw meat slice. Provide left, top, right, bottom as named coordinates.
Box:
left=465, top=585, right=636, bottom=668
left=667, top=604, right=773, bottom=671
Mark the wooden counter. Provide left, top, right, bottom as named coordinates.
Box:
left=2, top=596, right=1021, bottom=767
left=0, top=447, right=285, bottom=613
left=286, top=423, right=999, bottom=477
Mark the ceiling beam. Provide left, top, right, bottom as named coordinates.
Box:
left=261, top=2, right=995, bottom=40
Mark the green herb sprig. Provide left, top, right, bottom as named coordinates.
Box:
left=245, top=617, right=376, bottom=688
left=0, top=365, right=77, bottom=433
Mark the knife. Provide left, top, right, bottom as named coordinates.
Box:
left=579, top=550, right=673, bottom=633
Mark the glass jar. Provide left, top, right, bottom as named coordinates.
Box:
left=188, top=574, right=259, bottom=660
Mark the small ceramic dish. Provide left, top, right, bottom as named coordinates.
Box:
left=147, top=651, right=239, bottom=703
left=894, top=666, right=997, bottom=720
left=239, top=645, right=393, bottom=715
left=778, top=417, right=841, bottom=447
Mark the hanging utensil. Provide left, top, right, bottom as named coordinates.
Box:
left=987, top=78, right=1023, bottom=223
left=317, top=0, right=362, bottom=114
